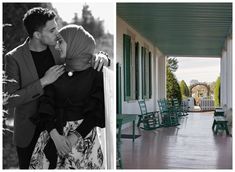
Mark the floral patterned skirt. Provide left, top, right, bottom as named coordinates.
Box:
left=29, top=120, right=104, bottom=169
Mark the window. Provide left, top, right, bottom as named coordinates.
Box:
left=135, top=42, right=140, bottom=99
left=123, top=34, right=152, bottom=101
left=141, top=46, right=147, bottom=99
left=149, top=51, right=152, bottom=99
left=123, top=34, right=132, bottom=101
left=141, top=46, right=152, bottom=99
left=116, top=63, right=122, bottom=113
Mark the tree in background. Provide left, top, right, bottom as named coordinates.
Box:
left=3, top=3, right=43, bottom=56
left=167, top=57, right=178, bottom=72
left=180, top=80, right=189, bottom=99
left=214, top=76, right=220, bottom=107
left=72, top=4, right=104, bottom=39
left=167, top=67, right=182, bottom=103
left=209, top=81, right=216, bottom=96
left=71, top=4, right=113, bottom=63
left=167, top=57, right=181, bottom=103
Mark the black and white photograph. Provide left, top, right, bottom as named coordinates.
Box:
left=2, top=1, right=114, bottom=169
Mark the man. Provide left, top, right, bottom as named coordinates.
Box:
left=4, top=7, right=109, bottom=169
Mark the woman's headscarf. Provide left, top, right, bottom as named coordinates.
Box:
left=59, top=24, right=96, bottom=71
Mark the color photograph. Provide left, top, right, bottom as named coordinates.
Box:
left=116, top=2, right=232, bottom=169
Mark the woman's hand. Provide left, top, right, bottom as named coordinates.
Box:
left=67, top=131, right=83, bottom=147
left=67, top=133, right=79, bottom=146
left=50, top=129, right=71, bottom=156
left=55, top=33, right=67, bottom=58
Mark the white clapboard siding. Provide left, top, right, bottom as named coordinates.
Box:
left=103, top=67, right=115, bottom=169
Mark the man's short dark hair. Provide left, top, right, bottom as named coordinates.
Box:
left=23, top=7, right=56, bottom=38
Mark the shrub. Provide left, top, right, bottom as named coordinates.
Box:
left=167, top=67, right=182, bottom=104
left=214, top=76, right=220, bottom=107
left=180, top=80, right=189, bottom=98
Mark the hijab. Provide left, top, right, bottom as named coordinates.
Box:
left=59, top=24, right=96, bottom=71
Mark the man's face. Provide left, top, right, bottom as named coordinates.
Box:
left=38, top=19, right=58, bottom=46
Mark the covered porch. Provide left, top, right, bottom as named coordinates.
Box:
left=116, top=3, right=232, bottom=169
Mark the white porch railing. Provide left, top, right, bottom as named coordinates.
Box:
left=182, top=98, right=215, bottom=111
left=103, top=67, right=115, bottom=169
left=200, top=99, right=215, bottom=111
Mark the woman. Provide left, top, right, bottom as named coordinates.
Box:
left=29, top=24, right=105, bottom=169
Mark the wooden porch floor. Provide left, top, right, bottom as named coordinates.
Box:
left=120, top=112, right=232, bottom=169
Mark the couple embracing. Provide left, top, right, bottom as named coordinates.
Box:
left=4, top=7, right=110, bottom=169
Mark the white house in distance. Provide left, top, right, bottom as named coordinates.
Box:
left=116, top=3, right=232, bottom=119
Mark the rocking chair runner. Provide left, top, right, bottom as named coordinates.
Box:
left=137, top=100, right=160, bottom=130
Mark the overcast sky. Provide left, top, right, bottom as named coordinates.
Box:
left=174, top=57, right=220, bottom=86
left=52, top=2, right=114, bottom=34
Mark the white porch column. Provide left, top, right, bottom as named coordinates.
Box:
left=227, top=37, right=232, bottom=109
left=158, top=55, right=166, bottom=99
left=103, top=67, right=115, bottom=169
left=153, top=51, right=158, bottom=110
left=220, top=36, right=232, bottom=110
left=220, top=50, right=227, bottom=106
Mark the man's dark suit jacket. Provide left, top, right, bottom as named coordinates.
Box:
left=4, top=38, right=63, bottom=148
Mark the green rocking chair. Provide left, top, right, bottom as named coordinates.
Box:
left=158, top=99, right=179, bottom=127
left=172, top=98, right=188, bottom=116
left=137, top=100, right=160, bottom=130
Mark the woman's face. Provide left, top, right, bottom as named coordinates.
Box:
left=55, top=33, right=67, bottom=58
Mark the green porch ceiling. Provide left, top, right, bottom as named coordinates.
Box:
left=117, top=3, right=232, bottom=57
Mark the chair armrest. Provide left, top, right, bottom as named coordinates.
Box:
left=214, top=116, right=227, bottom=122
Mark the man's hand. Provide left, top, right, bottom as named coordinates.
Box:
left=55, top=33, right=67, bottom=58
left=93, top=51, right=109, bottom=71
left=50, top=129, right=72, bottom=156
left=40, top=65, right=65, bottom=88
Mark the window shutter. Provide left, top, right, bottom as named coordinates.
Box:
left=145, top=50, right=149, bottom=99
left=135, top=42, right=139, bottom=100
left=141, top=46, right=147, bottom=99
left=116, top=63, right=122, bottom=113
left=123, top=34, right=131, bottom=101
left=149, top=51, right=152, bottom=99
